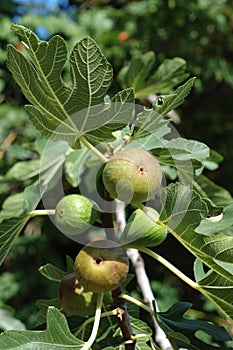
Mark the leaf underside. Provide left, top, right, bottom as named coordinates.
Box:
left=7, top=25, right=135, bottom=148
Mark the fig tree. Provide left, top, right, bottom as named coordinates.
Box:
left=54, top=194, right=100, bottom=235
left=74, top=240, right=129, bottom=293
left=102, top=148, right=162, bottom=204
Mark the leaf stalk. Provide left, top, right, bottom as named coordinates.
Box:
left=139, top=247, right=200, bottom=291
left=29, top=209, right=55, bottom=218
left=81, top=292, right=103, bottom=350
left=80, top=136, right=108, bottom=163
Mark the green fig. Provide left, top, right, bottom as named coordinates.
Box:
left=102, top=148, right=162, bottom=204
left=54, top=194, right=100, bottom=235
left=74, top=240, right=129, bottom=293
left=58, top=273, right=98, bottom=317
left=119, top=207, right=167, bottom=248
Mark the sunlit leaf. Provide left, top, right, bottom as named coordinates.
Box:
left=153, top=137, right=210, bottom=176
left=64, top=146, right=90, bottom=187
left=159, top=183, right=233, bottom=284
left=195, top=203, right=233, bottom=235
left=7, top=25, right=135, bottom=147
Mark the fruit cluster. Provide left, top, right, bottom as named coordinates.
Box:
left=55, top=148, right=164, bottom=314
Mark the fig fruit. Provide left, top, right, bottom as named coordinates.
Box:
left=74, top=240, right=129, bottom=292
left=58, top=273, right=98, bottom=317
left=119, top=207, right=167, bottom=248
left=54, top=194, right=100, bottom=235
left=102, top=148, right=162, bottom=204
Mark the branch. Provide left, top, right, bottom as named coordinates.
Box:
left=115, top=199, right=173, bottom=350
left=101, top=196, right=135, bottom=349
left=112, top=286, right=136, bottom=350
left=101, top=191, right=118, bottom=241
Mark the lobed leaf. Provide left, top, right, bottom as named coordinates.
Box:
left=195, top=203, right=233, bottom=235
left=154, top=77, right=196, bottom=117
left=159, top=183, right=233, bottom=320
left=158, top=302, right=232, bottom=350
left=118, top=51, right=189, bottom=98
left=7, top=25, right=134, bottom=147
left=132, top=78, right=195, bottom=142
left=153, top=137, right=210, bottom=176
left=194, top=260, right=233, bottom=320
left=194, top=175, right=233, bottom=207
left=0, top=307, right=85, bottom=349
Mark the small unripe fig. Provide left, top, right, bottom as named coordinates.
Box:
left=102, top=148, right=162, bottom=203
left=58, top=273, right=98, bottom=316
left=119, top=207, right=167, bottom=248
left=74, top=240, right=129, bottom=293
left=54, top=194, right=100, bottom=235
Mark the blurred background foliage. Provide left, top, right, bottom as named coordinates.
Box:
left=0, top=0, right=232, bottom=334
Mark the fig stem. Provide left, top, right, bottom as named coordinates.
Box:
left=80, top=136, right=108, bottom=163
left=112, top=286, right=136, bottom=349
left=74, top=309, right=119, bottom=338
left=29, top=209, right=55, bottom=217
left=102, top=191, right=118, bottom=241
left=81, top=292, right=103, bottom=350
left=119, top=293, right=155, bottom=316
left=138, top=247, right=200, bottom=291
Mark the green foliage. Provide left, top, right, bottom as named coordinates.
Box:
left=157, top=302, right=232, bottom=350
left=0, top=21, right=232, bottom=350
left=118, top=52, right=189, bottom=98
left=0, top=307, right=85, bottom=349
left=7, top=25, right=135, bottom=147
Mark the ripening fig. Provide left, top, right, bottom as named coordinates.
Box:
left=54, top=194, right=100, bottom=235
left=102, top=148, right=162, bottom=204
left=58, top=273, right=98, bottom=317
left=74, top=240, right=129, bottom=293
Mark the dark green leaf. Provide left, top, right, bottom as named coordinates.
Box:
left=194, top=175, right=233, bottom=207
left=38, top=263, right=67, bottom=282
left=195, top=264, right=233, bottom=321
left=158, top=302, right=232, bottom=350
left=0, top=216, right=30, bottom=267
left=118, top=51, right=189, bottom=98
